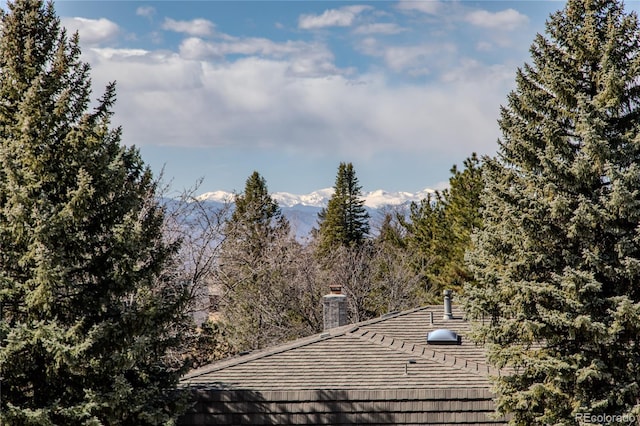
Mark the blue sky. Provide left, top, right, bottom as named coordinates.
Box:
left=52, top=1, right=572, bottom=194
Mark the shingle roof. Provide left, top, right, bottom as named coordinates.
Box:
left=179, top=304, right=506, bottom=425
left=181, top=305, right=499, bottom=391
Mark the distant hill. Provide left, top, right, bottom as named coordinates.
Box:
left=197, top=187, right=434, bottom=209
left=195, top=188, right=434, bottom=240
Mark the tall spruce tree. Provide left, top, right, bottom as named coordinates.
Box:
left=316, top=162, right=370, bottom=254
left=403, top=192, right=449, bottom=300
left=0, top=1, right=190, bottom=424
left=443, top=153, right=484, bottom=277
left=403, top=154, right=483, bottom=302
left=463, top=0, right=640, bottom=423
left=217, top=172, right=299, bottom=351
left=228, top=171, right=288, bottom=250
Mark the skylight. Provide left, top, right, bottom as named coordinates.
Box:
left=426, top=329, right=462, bottom=345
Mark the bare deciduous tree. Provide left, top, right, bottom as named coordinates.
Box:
left=159, top=178, right=231, bottom=324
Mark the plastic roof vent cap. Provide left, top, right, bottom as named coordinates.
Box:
left=426, top=329, right=462, bottom=345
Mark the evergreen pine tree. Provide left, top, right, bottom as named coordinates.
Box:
left=0, top=1, right=190, bottom=424
left=436, top=154, right=484, bottom=289
left=403, top=154, right=483, bottom=301
left=316, top=162, right=370, bottom=254
left=377, top=212, right=407, bottom=249
left=217, top=171, right=298, bottom=351
left=463, top=1, right=640, bottom=423
left=228, top=171, right=289, bottom=256
left=403, top=192, right=449, bottom=300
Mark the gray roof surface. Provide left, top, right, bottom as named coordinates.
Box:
left=181, top=305, right=499, bottom=392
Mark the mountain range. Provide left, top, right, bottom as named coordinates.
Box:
left=197, top=188, right=434, bottom=209
left=196, top=188, right=435, bottom=239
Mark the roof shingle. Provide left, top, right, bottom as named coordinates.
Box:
left=179, top=305, right=506, bottom=425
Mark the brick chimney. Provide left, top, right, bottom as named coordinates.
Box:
left=323, top=285, right=347, bottom=331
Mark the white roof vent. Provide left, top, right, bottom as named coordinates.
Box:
left=426, top=329, right=461, bottom=345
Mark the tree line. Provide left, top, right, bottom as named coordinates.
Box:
left=191, top=156, right=483, bottom=364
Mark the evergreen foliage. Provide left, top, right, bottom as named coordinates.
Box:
left=316, top=162, right=370, bottom=254
left=188, top=319, right=234, bottom=368
left=217, top=172, right=316, bottom=351
left=231, top=172, right=285, bottom=236
left=226, top=171, right=289, bottom=257
left=0, top=1, right=190, bottom=424
left=403, top=154, right=483, bottom=301
left=463, top=0, right=640, bottom=423
left=377, top=212, right=407, bottom=250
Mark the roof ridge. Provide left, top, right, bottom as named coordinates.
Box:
left=348, top=327, right=501, bottom=377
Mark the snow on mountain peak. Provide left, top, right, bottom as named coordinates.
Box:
left=363, top=188, right=433, bottom=209
left=197, top=188, right=434, bottom=208
left=196, top=190, right=235, bottom=203
left=272, top=188, right=334, bottom=208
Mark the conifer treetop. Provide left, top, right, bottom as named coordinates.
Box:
left=0, top=1, right=191, bottom=423
left=316, top=162, right=370, bottom=254
left=464, top=0, right=640, bottom=424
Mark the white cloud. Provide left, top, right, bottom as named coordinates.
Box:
left=136, top=6, right=156, bottom=18
left=395, top=0, right=441, bottom=15
left=383, top=45, right=444, bottom=73
left=178, top=37, right=347, bottom=78
left=162, top=18, right=215, bottom=37
left=465, top=8, right=529, bottom=31
left=180, top=37, right=307, bottom=59
left=81, top=46, right=509, bottom=164
left=353, top=23, right=406, bottom=35
left=61, top=17, right=119, bottom=45
left=85, top=48, right=205, bottom=92
left=298, top=5, right=372, bottom=29
left=357, top=37, right=456, bottom=75
left=178, top=37, right=217, bottom=59
left=440, top=58, right=514, bottom=85
left=91, top=48, right=148, bottom=60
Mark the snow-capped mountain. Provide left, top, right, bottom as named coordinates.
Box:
left=197, top=188, right=434, bottom=209
left=195, top=187, right=434, bottom=239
